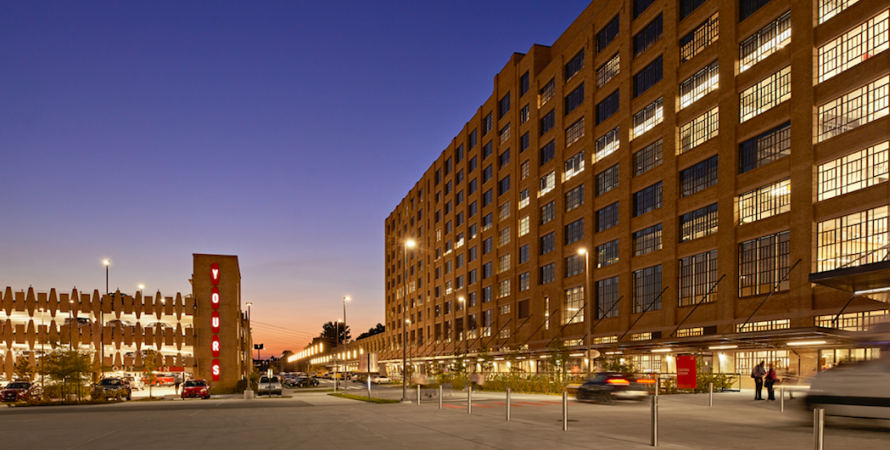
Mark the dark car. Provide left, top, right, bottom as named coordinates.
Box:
left=181, top=379, right=211, bottom=399
left=576, top=373, right=650, bottom=403
left=93, top=377, right=132, bottom=400
left=296, top=376, right=319, bottom=387
left=1, top=381, right=42, bottom=402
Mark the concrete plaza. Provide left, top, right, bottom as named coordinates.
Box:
left=0, top=384, right=887, bottom=449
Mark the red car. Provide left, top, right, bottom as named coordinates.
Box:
left=2, top=381, right=42, bottom=402
left=180, top=379, right=210, bottom=399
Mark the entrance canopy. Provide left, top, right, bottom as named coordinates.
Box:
left=809, top=260, right=890, bottom=301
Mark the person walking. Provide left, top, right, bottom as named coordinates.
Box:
left=765, top=365, right=777, bottom=401
left=174, top=375, right=182, bottom=395
left=751, top=361, right=766, bottom=400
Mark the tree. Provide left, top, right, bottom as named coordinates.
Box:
left=41, top=348, right=93, bottom=400
left=142, top=349, right=160, bottom=398
left=14, top=357, right=35, bottom=381
left=356, top=323, right=386, bottom=340
left=319, top=321, right=351, bottom=346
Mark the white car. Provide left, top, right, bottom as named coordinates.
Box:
left=258, top=376, right=283, bottom=396
left=806, top=358, right=890, bottom=419
left=370, top=375, right=390, bottom=384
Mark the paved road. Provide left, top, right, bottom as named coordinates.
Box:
left=1, top=388, right=887, bottom=449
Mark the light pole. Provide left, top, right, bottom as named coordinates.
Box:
left=458, top=296, right=467, bottom=354
left=578, top=248, right=591, bottom=378
left=68, top=298, right=75, bottom=350
left=335, top=319, right=341, bottom=391
left=402, top=239, right=416, bottom=402
left=343, top=296, right=350, bottom=344
left=101, top=260, right=110, bottom=379
left=39, top=308, right=45, bottom=389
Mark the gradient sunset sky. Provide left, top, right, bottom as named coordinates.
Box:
left=1, top=0, right=591, bottom=356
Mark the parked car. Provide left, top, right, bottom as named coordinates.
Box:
left=92, top=377, right=132, bottom=400
left=258, top=376, right=283, bottom=396
left=297, top=376, right=320, bottom=387
left=1, top=381, right=42, bottom=402
left=805, top=359, right=890, bottom=419
left=370, top=375, right=390, bottom=384
left=181, top=379, right=211, bottom=399
left=575, top=373, right=649, bottom=403
left=122, top=375, right=144, bottom=391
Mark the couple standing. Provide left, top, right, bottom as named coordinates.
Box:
left=751, top=361, right=779, bottom=401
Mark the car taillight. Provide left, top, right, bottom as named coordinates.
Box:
left=607, top=379, right=630, bottom=385
left=636, top=379, right=656, bottom=384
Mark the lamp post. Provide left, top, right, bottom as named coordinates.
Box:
left=335, top=319, right=341, bottom=391
left=68, top=298, right=75, bottom=350
left=343, top=296, right=350, bottom=344
left=458, top=296, right=467, bottom=354
left=101, top=260, right=110, bottom=379
left=402, top=239, right=416, bottom=402
left=578, top=248, right=591, bottom=378
left=39, top=308, right=45, bottom=389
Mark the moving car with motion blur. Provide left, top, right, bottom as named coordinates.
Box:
left=575, top=372, right=650, bottom=403
left=1, top=381, right=42, bottom=402
left=258, top=376, right=283, bottom=396
left=92, top=377, right=132, bottom=400
left=370, top=375, right=390, bottom=384
left=181, top=379, right=211, bottom=399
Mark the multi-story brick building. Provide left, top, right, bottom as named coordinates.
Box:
left=376, top=0, right=889, bottom=382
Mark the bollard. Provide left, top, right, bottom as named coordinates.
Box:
left=562, top=390, right=568, bottom=431
left=814, top=408, right=824, bottom=450
left=506, top=387, right=511, bottom=421
left=417, top=385, right=421, bottom=405
left=468, top=385, right=472, bottom=414
left=709, top=382, right=713, bottom=407
left=654, top=377, right=659, bottom=396
left=651, top=395, right=658, bottom=447
left=439, top=385, right=443, bottom=409
left=780, top=385, right=784, bottom=412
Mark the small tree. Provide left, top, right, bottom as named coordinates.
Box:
left=14, top=357, right=35, bottom=381
left=142, top=349, right=160, bottom=398
left=546, top=340, right=570, bottom=382
left=42, top=349, right=93, bottom=400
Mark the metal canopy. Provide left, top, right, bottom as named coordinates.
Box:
left=808, top=260, right=890, bottom=293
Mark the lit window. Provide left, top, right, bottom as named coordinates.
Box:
left=678, top=106, right=719, bottom=154
left=539, top=79, right=555, bottom=107
left=596, top=53, right=619, bottom=88
left=739, top=178, right=790, bottom=224
left=680, top=203, right=718, bottom=242
left=679, top=60, right=718, bottom=110
left=499, top=280, right=511, bottom=298
left=817, top=205, right=889, bottom=272
left=538, top=171, right=556, bottom=197
left=633, top=265, right=662, bottom=313
left=596, top=277, right=619, bottom=319
left=817, top=76, right=889, bottom=142
left=519, top=216, right=530, bottom=236
left=819, top=0, right=860, bottom=25
left=680, top=12, right=719, bottom=63
left=565, top=118, right=585, bottom=147
left=818, top=142, right=890, bottom=201
left=631, top=97, right=663, bottom=140
left=595, top=126, right=620, bottom=162
left=563, top=286, right=584, bottom=325
left=632, top=224, right=662, bottom=256
left=678, top=250, right=718, bottom=306
left=739, top=122, right=790, bottom=173
left=739, top=11, right=790, bottom=73
left=739, top=66, right=790, bottom=123
left=499, top=123, right=511, bottom=144
left=819, top=11, right=888, bottom=83
left=597, top=239, right=619, bottom=268
left=564, top=151, right=585, bottom=181
left=519, top=188, right=530, bottom=209
left=739, top=231, right=790, bottom=297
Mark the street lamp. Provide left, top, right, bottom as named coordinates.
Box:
left=458, top=296, right=467, bottom=354
left=101, top=260, right=110, bottom=379
left=68, top=298, right=75, bottom=350
left=578, top=248, right=591, bottom=378
left=335, top=319, right=342, bottom=391
left=402, top=239, right=415, bottom=402
left=343, top=296, right=350, bottom=344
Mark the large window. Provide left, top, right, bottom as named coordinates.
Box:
left=564, top=287, right=585, bottom=325
left=631, top=97, right=663, bottom=139
left=817, top=206, right=889, bottom=272
left=740, top=0, right=774, bottom=22
left=679, top=60, right=718, bottom=110
left=540, top=141, right=555, bottom=166
left=564, top=151, right=585, bottom=181
left=595, top=126, right=620, bottom=162
left=679, top=0, right=708, bottom=21
left=817, top=76, right=889, bottom=142
left=740, top=66, right=791, bottom=123
left=819, top=0, right=860, bottom=25
left=566, top=185, right=584, bottom=212
left=739, top=11, right=790, bottom=73
left=739, top=178, right=790, bottom=224
left=634, top=139, right=663, bottom=176
left=565, top=84, right=585, bottom=115
left=566, top=254, right=585, bottom=277
left=818, top=142, right=890, bottom=201
left=499, top=93, right=511, bottom=119
left=540, top=110, right=555, bottom=136
left=633, top=265, right=662, bottom=313
left=633, top=0, right=657, bottom=18
left=596, top=90, right=621, bottom=124
left=597, top=15, right=620, bottom=52
left=680, top=203, right=718, bottom=242
left=633, top=224, right=662, bottom=256
left=520, top=71, right=530, bottom=97
left=566, top=118, right=585, bottom=147
left=679, top=155, right=718, bottom=197
left=565, top=219, right=584, bottom=245
left=597, top=240, right=619, bottom=268
left=633, top=56, right=663, bottom=97
left=595, top=164, right=620, bottom=196
left=678, top=250, right=718, bottom=306
left=633, top=182, right=663, bottom=217
left=540, top=232, right=556, bottom=255
left=539, top=171, right=556, bottom=197
left=634, top=14, right=663, bottom=57
left=818, top=11, right=889, bottom=83
left=565, top=49, right=585, bottom=81
left=540, top=79, right=555, bottom=107
left=597, top=202, right=620, bottom=232
left=680, top=12, right=719, bottom=63
left=540, top=263, right=556, bottom=284
left=596, top=276, right=620, bottom=318
left=541, top=201, right=555, bottom=224
left=739, top=122, right=790, bottom=173
left=739, top=231, right=790, bottom=297
left=597, top=53, right=620, bottom=88
left=678, top=106, right=719, bottom=153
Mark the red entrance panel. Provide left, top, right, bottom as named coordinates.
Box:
left=212, top=359, right=220, bottom=381
left=677, top=355, right=697, bottom=390
left=210, top=263, right=220, bottom=285
left=211, top=311, right=221, bottom=334
left=212, top=335, right=221, bottom=357
left=211, top=287, right=220, bottom=310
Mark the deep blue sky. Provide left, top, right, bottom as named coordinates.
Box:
left=0, top=0, right=591, bottom=354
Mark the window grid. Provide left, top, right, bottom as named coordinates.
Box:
left=566, top=118, right=585, bottom=147
left=634, top=0, right=657, bottom=18
left=739, top=11, right=790, bottom=73
left=564, top=287, right=585, bottom=325
left=540, top=110, right=555, bottom=136
left=519, top=188, right=529, bottom=209
left=596, top=90, right=621, bottom=124
left=816, top=310, right=889, bottom=331
left=634, top=139, right=663, bottom=176
left=520, top=71, right=530, bottom=96
left=595, top=126, right=620, bottom=162
left=565, top=218, right=584, bottom=245
left=540, top=140, right=555, bottom=166
left=739, top=231, right=790, bottom=297
left=540, top=263, right=556, bottom=284
left=631, top=97, right=663, bottom=139
left=817, top=76, right=889, bottom=142
left=540, top=232, right=556, bottom=255
left=819, top=0, right=860, bottom=25
left=679, top=60, right=719, bottom=110
left=499, top=93, right=511, bottom=119
left=633, top=224, right=662, bottom=256
left=564, top=151, right=585, bottom=181
left=595, top=164, right=620, bottom=196
left=596, top=276, right=620, bottom=319
left=565, top=254, right=585, bottom=277
left=739, top=122, right=790, bottom=173
left=633, top=265, right=662, bottom=313
left=633, top=182, right=663, bottom=217
left=596, top=53, right=620, bottom=88
left=597, top=15, right=620, bottom=52
left=679, top=155, right=719, bottom=197
left=597, top=202, right=620, bottom=232
left=597, top=240, right=619, bottom=268
left=680, top=203, right=718, bottom=242
left=634, top=14, right=663, bottom=57
left=680, top=13, right=719, bottom=63
left=541, top=201, right=555, bottom=225
left=499, top=123, right=511, bottom=144
left=739, top=178, right=791, bottom=224
left=565, top=185, right=584, bottom=212
left=818, top=142, right=890, bottom=201
left=817, top=206, right=889, bottom=272
left=499, top=201, right=510, bottom=221
left=679, top=106, right=719, bottom=154
left=519, top=272, right=530, bottom=292
left=520, top=105, right=529, bottom=124
left=740, top=0, right=774, bottom=22
left=679, top=0, right=707, bottom=20
left=566, top=49, right=585, bottom=81
left=539, top=171, right=556, bottom=197
left=633, top=56, right=663, bottom=98
left=540, top=79, right=555, bottom=107
left=498, top=279, right=511, bottom=298
left=678, top=250, right=718, bottom=306
left=565, top=84, right=585, bottom=115
left=740, top=66, right=791, bottom=123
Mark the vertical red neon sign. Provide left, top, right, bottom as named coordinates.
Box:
left=211, top=263, right=221, bottom=381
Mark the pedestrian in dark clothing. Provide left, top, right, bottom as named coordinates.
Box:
left=765, top=365, right=777, bottom=401
left=174, top=376, right=181, bottom=395
left=751, top=361, right=766, bottom=400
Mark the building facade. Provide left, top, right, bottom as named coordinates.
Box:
left=0, top=253, right=253, bottom=389
left=375, top=0, right=889, bottom=383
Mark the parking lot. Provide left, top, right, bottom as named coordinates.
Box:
left=1, top=384, right=887, bottom=450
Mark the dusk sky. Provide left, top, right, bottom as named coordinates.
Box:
left=1, top=0, right=590, bottom=356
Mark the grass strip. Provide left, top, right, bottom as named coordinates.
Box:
left=328, top=392, right=399, bottom=404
